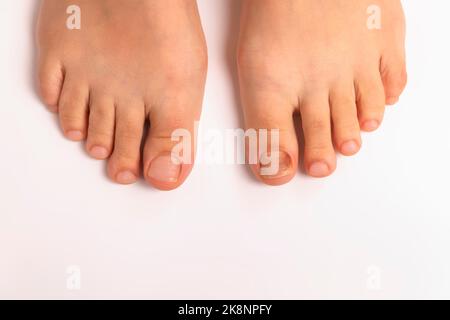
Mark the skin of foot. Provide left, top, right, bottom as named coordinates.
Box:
left=37, top=0, right=207, bottom=190
left=237, top=0, right=407, bottom=185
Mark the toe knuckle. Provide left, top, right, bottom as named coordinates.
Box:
left=59, top=113, right=84, bottom=126
left=306, top=143, right=332, bottom=154
left=88, top=127, right=112, bottom=140
left=338, top=121, right=360, bottom=133
left=91, top=105, right=112, bottom=119
left=59, top=96, right=87, bottom=112
left=335, top=97, right=357, bottom=108
left=114, top=150, right=139, bottom=163
left=306, top=119, right=329, bottom=131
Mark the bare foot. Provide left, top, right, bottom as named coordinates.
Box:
left=37, top=0, right=207, bottom=190
left=238, top=0, right=407, bottom=185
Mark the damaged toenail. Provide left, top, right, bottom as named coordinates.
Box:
left=66, top=130, right=83, bottom=141
left=116, top=171, right=137, bottom=184
left=309, top=161, right=330, bottom=177
left=341, top=140, right=360, bottom=155
left=363, top=120, right=380, bottom=131
left=148, top=155, right=182, bottom=183
left=90, top=146, right=109, bottom=159
left=259, top=151, right=292, bottom=178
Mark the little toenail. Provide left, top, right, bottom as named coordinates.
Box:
left=260, top=151, right=292, bottom=178
left=90, top=146, right=109, bottom=159
left=341, top=140, right=360, bottom=155
left=386, top=97, right=399, bottom=105
left=66, top=130, right=84, bottom=141
left=309, top=162, right=330, bottom=177
left=116, top=171, right=137, bottom=184
left=363, top=120, right=380, bottom=131
left=148, top=155, right=182, bottom=183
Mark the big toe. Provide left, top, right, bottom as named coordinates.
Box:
left=242, top=93, right=298, bottom=186
left=143, top=101, right=201, bottom=191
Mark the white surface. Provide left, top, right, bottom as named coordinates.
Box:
left=1, top=0, right=450, bottom=299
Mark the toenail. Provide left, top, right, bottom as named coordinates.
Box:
left=90, top=146, right=109, bottom=159
left=116, top=171, right=137, bottom=184
left=309, top=161, right=330, bottom=177
left=66, top=130, right=84, bottom=141
left=362, top=120, right=380, bottom=132
left=341, top=140, right=360, bottom=155
left=386, top=97, right=399, bottom=105
left=259, top=151, right=292, bottom=178
left=148, top=155, right=182, bottom=183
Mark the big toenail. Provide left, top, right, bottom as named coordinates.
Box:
left=260, top=151, right=292, bottom=178
left=309, top=162, right=330, bottom=177
left=116, top=171, right=137, bottom=184
left=90, top=146, right=109, bottom=159
left=148, top=155, right=181, bottom=183
left=363, top=120, right=380, bottom=131
left=66, top=130, right=83, bottom=141
left=341, top=140, right=360, bottom=155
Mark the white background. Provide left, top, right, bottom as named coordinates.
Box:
left=1, top=0, right=449, bottom=299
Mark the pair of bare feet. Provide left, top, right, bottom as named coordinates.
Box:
left=37, top=0, right=407, bottom=190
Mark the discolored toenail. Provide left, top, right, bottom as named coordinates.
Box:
left=260, top=151, right=292, bottom=179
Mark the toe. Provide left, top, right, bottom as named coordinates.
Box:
left=38, top=54, right=64, bottom=112
left=330, top=85, right=362, bottom=156
left=86, top=95, right=115, bottom=160
left=58, top=76, right=89, bottom=141
left=143, top=102, right=201, bottom=191
left=107, top=102, right=145, bottom=185
left=380, top=55, right=407, bottom=105
left=242, top=93, right=298, bottom=186
left=355, top=71, right=386, bottom=132
left=300, top=94, right=336, bottom=178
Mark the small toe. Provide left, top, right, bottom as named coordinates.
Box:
left=86, top=95, right=115, bottom=160
left=381, top=55, right=407, bottom=105
left=300, top=94, right=336, bottom=178
left=355, top=72, right=386, bottom=132
left=38, top=54, right=64, bottom=112
left=107, top=102, right=145, bottom=185
left=330, top=86, right=362, bottom=156
left=58, top=76, right=89, bottom=141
